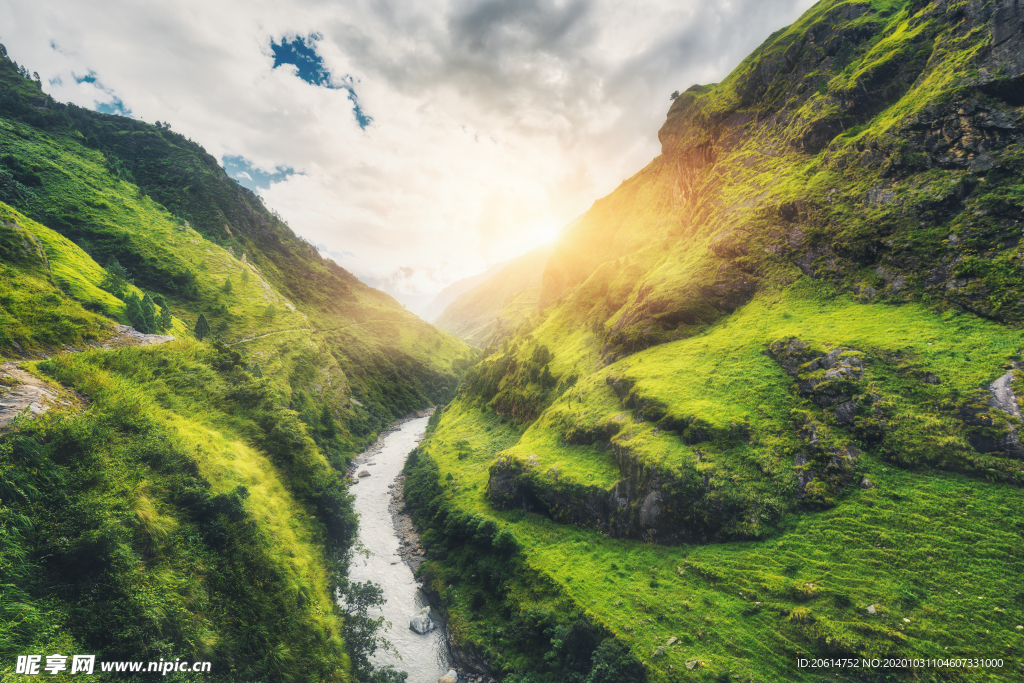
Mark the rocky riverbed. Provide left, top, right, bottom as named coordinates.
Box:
left=388, top=472, right=427, bottom=573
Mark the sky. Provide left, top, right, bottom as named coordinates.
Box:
left=0, top=0, right=817, bottom=315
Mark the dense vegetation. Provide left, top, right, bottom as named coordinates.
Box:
left=407, top=1, right=1024, bottom=681
left=402, top=417, right=647, bottom=683
left=2, top=342, right=356, bottom=681
left=0, top=42, right=473, bottom=682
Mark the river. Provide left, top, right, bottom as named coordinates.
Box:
left=346, top=415, right=449, bottom=682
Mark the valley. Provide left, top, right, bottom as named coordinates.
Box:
left=3, top=0, right=1024, bottom=682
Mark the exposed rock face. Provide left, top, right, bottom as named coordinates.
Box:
left=960, top=368, right=1024, bottom=458
left=0, top=362, right=61, bottom=427
left=486, top=444, right=704, bottom=545
left=767, top=339, right=868, bottom=500
left=988, top=370, right=1022, bottom=420
left=907, top=98, right=1019, bottom=169
left=768, top=339, right=865, bottom=408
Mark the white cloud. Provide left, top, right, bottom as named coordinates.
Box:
left=0, top=0, right=817, bottom=313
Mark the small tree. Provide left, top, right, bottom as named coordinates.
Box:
left=670, top=90, right=680, bottom=100
left=194, top=313, right=211, bottom=341
left=320, top=404, right=336, bottom=436
left=158, top=302, right=173, bottom=331
left=834, top=40, right=855, bottom=71
left=124, top=293, right=146, bottom=331
left=264, top=304, right=277, bottom=319
left=338, top=579, right=394, bottom=680
left=101, top=257, right=132, bottom=299
left=222, top=278, right=233, bottom=294
left=540, top=365, right=556, bottom=389
left=141, top=293, right=157, bottom=333
left=240, top=269, right=250, bottom=289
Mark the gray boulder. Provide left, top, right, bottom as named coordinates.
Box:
left=410, top=606, right=436, bottom=634
left=439, top=670, right=458, bottom=683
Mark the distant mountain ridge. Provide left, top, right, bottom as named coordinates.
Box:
left=433, top=245, right=553, bottom=348
left=420, top=257, right=514, bottom=323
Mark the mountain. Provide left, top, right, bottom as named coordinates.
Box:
left=0, top=52, right=476, bottom=442
left=400, top=2, right=1024, bottom=681
left=0, top=46, right=473, bottom=682
left=433, top=245, right=553, bottom=348
left=420, top=258, right=514, bottom=323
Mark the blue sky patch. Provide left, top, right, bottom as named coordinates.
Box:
left=95, top=99, right=132, bottom=116
left=74, top=70, right=133, bottom=117
left=271, top=34, right=332, bottom=86
left=222, top=155, right=297, bottom=192
left=270, top=34, right=373, bottom=129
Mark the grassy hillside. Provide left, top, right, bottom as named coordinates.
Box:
left=0, top=44, right=474, bottom=682
left=0, top=51, right=476, bottom=445
left=434, top=246, right=553, bottom=349
left=1, top=341, right=357, bottom=682
left=407, top=1, right=1024, bottom=681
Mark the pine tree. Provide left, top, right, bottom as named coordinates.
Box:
left=320, top=404, right=336, bottom=436
left=223, top=278, right=233, bottom=294
left=141, top=294, right=157, bottom=333
left=194, top=313, right=211, bottom=341
left=241, top=269, right=250, bottom=290
left=125, top=294, right=146, bottom=331
left=158, top=304, right=173, bottom=331
left=101, top=257, right=132, bottom=299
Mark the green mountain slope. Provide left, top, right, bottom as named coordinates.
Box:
left=404, top=1, right=1024, bottom=681
left=434, top=245, right=553, bottom=348
left=0, top=46, right=474, bottom=682
left=422, top=258, right=515, bottom=323
left=0, top=52, right=475, bottom=446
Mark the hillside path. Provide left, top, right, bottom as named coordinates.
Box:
left=226, top=317, right=405, bottom=346
left=226, top=327, right=311, bottom=346
left=0, top=325, right=175, bottom=428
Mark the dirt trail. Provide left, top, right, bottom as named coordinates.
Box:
left=225, top=317, right=401, bottom=347
left=0, top=325, right=175, bottom=428
left=226, top=327, right=311, bottom=346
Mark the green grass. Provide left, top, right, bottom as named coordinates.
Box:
left=0, top=340, right=355, bottom=682
left=411, top=287, right=1024, bottom=681
left=0, top=203, right=117, bottom=351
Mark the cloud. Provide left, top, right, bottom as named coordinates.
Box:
left=270, top=33, right=372, bottom=128
left=0, top=0, right=817, bottom=313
